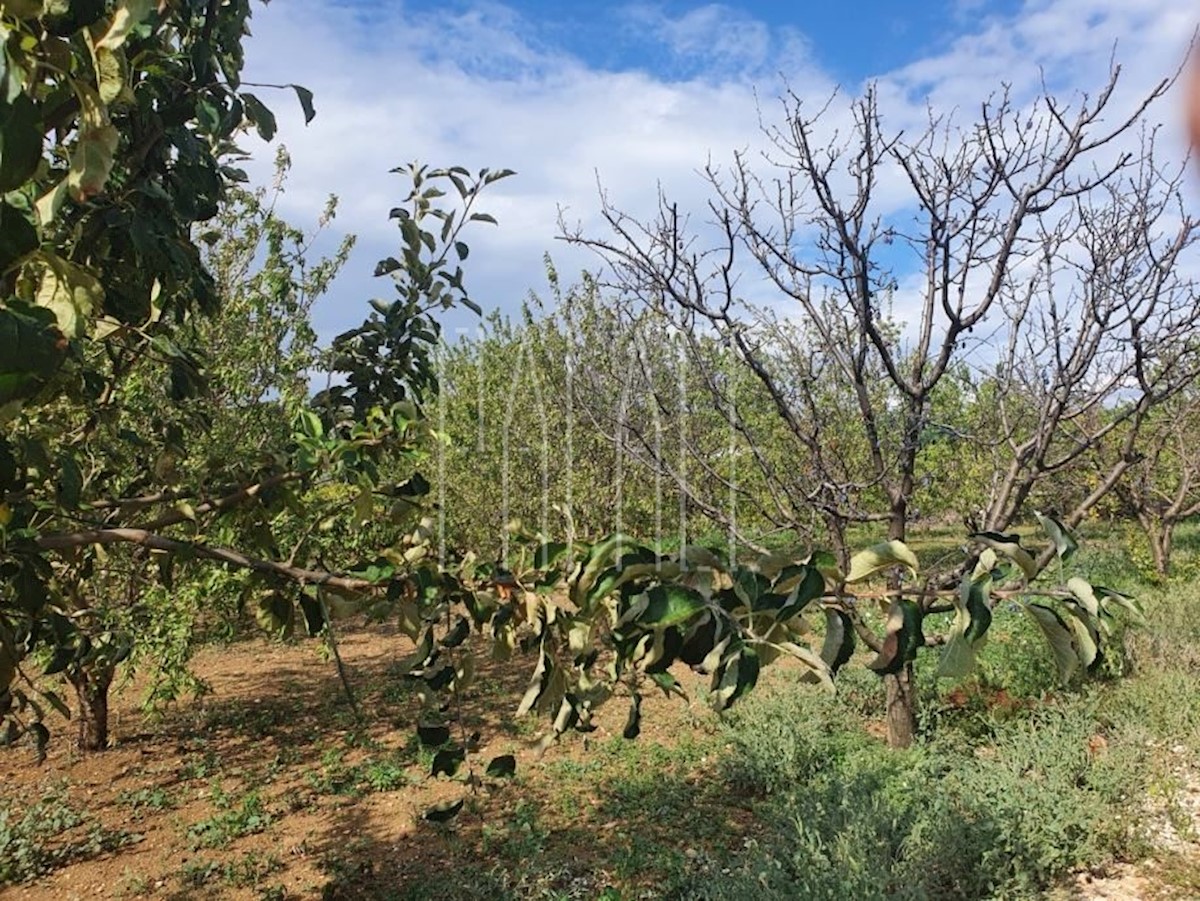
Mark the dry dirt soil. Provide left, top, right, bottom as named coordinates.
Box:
left=1, top=624, right=1196, bottom=900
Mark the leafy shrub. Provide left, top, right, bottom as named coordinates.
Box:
left=0, top=785, right=133, bottom=884
left=703, top=680, right=1151, bottom=900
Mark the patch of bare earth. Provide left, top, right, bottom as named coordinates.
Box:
left=0, top=625, right=739, bottom=900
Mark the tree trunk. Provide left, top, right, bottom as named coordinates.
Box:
left=884, top=489, right=917, bottom=749
left=68, top=664, right=114, bottom=752
left=884, top=664, right=917, bottom=748
left=1150, top=521, right=1174, bottom=577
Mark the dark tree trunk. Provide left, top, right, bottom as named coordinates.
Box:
left=884, top=488, right=917, bottom=749
left=68, top=664, right=114, bottom=752
left=1150, top=522, right=1174, bottom=577
left=885, top=663, right=917, bottom=749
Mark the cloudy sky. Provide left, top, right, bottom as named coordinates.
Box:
left=239, top=0, right=1197, bottom=340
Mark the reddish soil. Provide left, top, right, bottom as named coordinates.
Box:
left=0, top=625, right=734, bottom=900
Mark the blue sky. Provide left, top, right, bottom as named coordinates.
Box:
left=241, top=1, right=1194, bottom=339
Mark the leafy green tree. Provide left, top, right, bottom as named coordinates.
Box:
left=0, top=0, right=505, bottom=753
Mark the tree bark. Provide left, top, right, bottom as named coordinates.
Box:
left=68, top=665, right=114, bottom=752
left=884, top=490, right=917, bottom=749
left=884, top=663, right=917, bottom=749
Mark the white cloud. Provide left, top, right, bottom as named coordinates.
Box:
left=238, top=0, right=1196, bottom=341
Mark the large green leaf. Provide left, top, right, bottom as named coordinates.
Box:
left=971, top=531, right=1037, bottom=581
left=0, top=200, right=37, bottom=272
left=1066, top=577, right=1099, bottom=617
left=776, top=564, right=826, bottom=621
left=34, top=255, right=103, bottom=338
left=938, top=574, right=992, bottom=680
left=711, top=646, right=759, bottom=711
left=1024, top=603, right=1080, bottom=683
left=0, top=92, right=40, bottom=192
left=846, top=540, right=919, bottom=584
left=0, top=304, right=67, bottom=405
left=867, top=599, right=924, bottom=675
left=819, top=607, right=855, bottom=674
left=66, top=84, right=117, bottom=202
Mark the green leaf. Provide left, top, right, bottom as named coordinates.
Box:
left=241, top=93, right=276, bottom=141
left=291, top=84, right=316, bottom=124
left=867, top=599, right=924, bottom=675
left=0, top=200, right=38, bottom=272
left=34, top=255, right=104, bottom=339
left=1034, top=510, right=1078, bottom=562
left=1024, top=603, right=1080, bottom=683
left=66, top=85, right=118, bottom=202
left=846, top=540, right=919, bottom=583
left=485, top=754, right=516, bottom=778
left=819, top=607, right=855, bottom=674
left=1066, top=577, right=1099, bottom=617
left=971, top=531, right=1038, bottom=581
left=641, top=584, right=705, bottom=628
left=0, top=93, right=41, bottom=192
left=254, top=591, right=295, bottom=640
left=711, top=646, right=759, bottom=711
left=533, top=541, right=568, bottom=569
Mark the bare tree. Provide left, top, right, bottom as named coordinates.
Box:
left=1112, top=390, right=1200, bottom=576
left=562, top=64, right=1200, bottom=747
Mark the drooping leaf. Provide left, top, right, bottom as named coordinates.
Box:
left=291, top=84, right=316, bottom=124
left=711, top=646, right=759, bottom=711
left=92, top=0, right=156, bottom=51
left=971, top=531, right=1038, bottom=581
left=515, top=645, right=551, bottom=716
left=846, top=541, right=919, bottom=584
left=440, top=616, right=470, bottom=648
left=0, top=92, right=40, bottom=192
left=1066, top=577, right=1099, bottom=617
left=254, top=590, right=295, bottom=639
left=1062, top=605, right=1101, bottom=671
left=867, top=599, right=924, bottom=675
left=776, top=564, right=826, bottom=621
left=66, top=84, right=118, bottom=202
left=0, top=305, right=67, bottom=406
left=1094, top=586, right=1142, bottom=622
left=0, top=199, right=38, bottom=271
left=679, top=613, right=719, bottom=667
left=777, top=641, right=834, bottom=692
left=1024, top=603, right=1080, bottom=683
left=241, top=93, right=276, bottom=141
left=1034, top=510, right=1079, bottom=563
left=34, top=255, right=104, bottom=339
left=819, top=607, right=855, bottom=674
